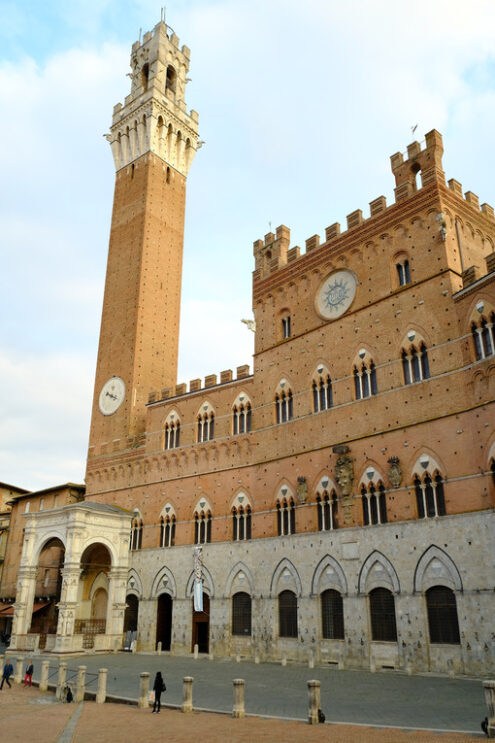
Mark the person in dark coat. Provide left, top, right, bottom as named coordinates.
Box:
left=152, top=671, right=166, bottom=713
left=0, top=659, right=14, bottom=689
left=24, top=660, right=34, bottom=687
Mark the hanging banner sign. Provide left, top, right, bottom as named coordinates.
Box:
left=193, top=545, right=203, bottom=612
left=193, top=579, right=203, bottom=612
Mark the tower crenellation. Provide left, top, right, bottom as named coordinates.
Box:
left=107, top=21, right=199, bottom=175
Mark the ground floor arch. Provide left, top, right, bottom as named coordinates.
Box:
left=156, top=593, right=173, bottom=651
left=192, top=593, right=209, bottom=653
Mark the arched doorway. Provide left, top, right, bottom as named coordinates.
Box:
left=29, top=537, right=65, bottom=646
left=191, top=593, right=209, bottom=653
left=124, top=594, right=139, bottom=633
left=77, top=543, right=112, bottom=648
left=156, top=593, right=173, bottom=651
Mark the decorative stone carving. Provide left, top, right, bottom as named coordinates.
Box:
left=387, top=457, right=402, bottom=488
left=334, top=446, right=354, bottom=496
left=296, top=476, right=308, bottom=504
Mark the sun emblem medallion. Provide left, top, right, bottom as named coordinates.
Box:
left=316, top=270, right=357, bottom=320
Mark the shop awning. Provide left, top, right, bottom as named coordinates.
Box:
left=0, top=601, right=50, bottom=616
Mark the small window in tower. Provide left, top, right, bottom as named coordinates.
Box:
left=166, top=166, right=170, bottom=184
left=141, top=63, right=149, bottom=91
left=166, top=65, right=177, bottom=94
left=411, top=162, right=421, bottom=191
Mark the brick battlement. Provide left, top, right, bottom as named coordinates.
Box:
left=253, top=129, right=494, bottom=282
left=147, top=365, right=251, bottom=406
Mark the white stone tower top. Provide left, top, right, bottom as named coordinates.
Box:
left=107, top=21, right=199, bottom=176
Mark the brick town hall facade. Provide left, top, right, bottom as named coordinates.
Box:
left=3, top=21, right=495, bottom=675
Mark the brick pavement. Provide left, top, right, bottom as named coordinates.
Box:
left=0, top=684, right=486, bottom=743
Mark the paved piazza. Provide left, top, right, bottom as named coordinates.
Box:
left=21, top=652, right=488, bottom=734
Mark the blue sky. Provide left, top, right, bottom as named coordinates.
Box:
left=1, top=0, right=494, bottom=491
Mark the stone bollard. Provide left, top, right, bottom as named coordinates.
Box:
left=40, top=660, right=50, bottom=692
left=232, top=678, right=245, bottom=718
left=15, top=656, right=24, bottom=684
left=236, top=653, right=241, bottom=663
left=193, top=643, right=199, bottom=659
left=75, top=665, right=86, bottom=702
left=96, top=668, right=107, bottom=704
left=182, top=676, right=194, bottom=713
left=308, top=649, right=314, bottom=669
left=307, top=679, right=321, bottom=725
left=56, top=662, right=67, bottom=700
left=0, top=654, right=4, bottom=669
left=281, top=656, right=287, bottom=667
left=254, top=654, right=260, bottom=664
left=157, top=641, right=162, bottom=656
left=138, top=672, right=150, bottom=709
left=483, top=680, right=495, bottom=738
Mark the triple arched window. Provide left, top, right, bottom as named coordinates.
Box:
left=233, top=402, right=252, bottom=434
left=232, top=505, right=252, bottom=541
left=277, top=498, right=296, bottom=536
left=316, top=491, right=338, bottom=531
left=402, top=344, right=430, bottom=384
left=361, top=483, right=387, bottom=526
left=164, top=418, right=180, bottom=449
left=354, top=361, right=377, bottom=400
left=197, top=410, right=215, bottom=442
left=160, top=515, right=176, bottom=548
left=414, top=472, right=446, bottom=518
left=312, top=372, right=332, bottom=412
left=194, top=512, right=212, bottom=544
left=275, top=389, right=293, bottom=423
left=130, top=517, right=143, bottom=550
left=472, top=313, right=494, bottom=360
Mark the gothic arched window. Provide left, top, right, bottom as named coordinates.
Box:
left=232, top=592, right=252, bottom=636
left=369, top=588, right=397, bottom=642
left=414, top=472, right=446, bottom=518
left=277, top=498, right=296, bottom=536
left=321, top=589, right=344, bottom=639
left=275, top=389, right=293, bottom=423
left=472, top=313, right=494, bottom=360
left=354, top=360, right=377, bottom=400
left=278, top=590, right=298, bottom=638
left=312, top=372, right=332, bottom=412
left=316, top=491, right=338, bottom=531
left=361, top=483, right=387, bottom=526
left=426, top=586, right=460, bottom=644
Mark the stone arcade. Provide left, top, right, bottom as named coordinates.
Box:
left=4, top=21, right=495, bottom=674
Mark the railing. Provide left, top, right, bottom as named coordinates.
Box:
left=74, top=619, right=106, bottom=649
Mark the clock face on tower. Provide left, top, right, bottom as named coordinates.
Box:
left=98, top=377, right=126, bottom=416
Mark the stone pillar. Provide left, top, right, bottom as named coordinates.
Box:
left=193, top=643, right=199, bottom=659
left=232, top=678, right=245, bottom=718
left=40, top=660, right=50, bottom=692
left=10, top=566, right=37, bottom=648
left=105, top=568, right=127, bottom=649
left=157, top=641, right=162, bottom=655
left=53, top=563, right=81, bottom=654
left=182, top=676, right=194, bottom=713
left=138, top=672, right=149, bottom=709
left=15, top=656, right=23, bottom=684
left=307, top=679, right=321, bottom=725
left=96, top=668, right=107, bottom=704
left=56, top=662, right=67, bottom=700
left=483, top=681, right=495, bottom=738
left=76, top=665, right=86, bottom=702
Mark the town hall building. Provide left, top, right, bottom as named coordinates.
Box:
left=2, top=20, right=495, bottom=675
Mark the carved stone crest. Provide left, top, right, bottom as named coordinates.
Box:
left=333, top=445, right=354, bottom=497
left=387, top=457, right=402, bottom=488
left=296, top=476, right=308, bottom=503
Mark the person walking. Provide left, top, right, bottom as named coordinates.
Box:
left=151, top=671, right=166, bottom=714
left=24, top=659, right=34, bottom=687
left=0, top=659, right=14, bottom=689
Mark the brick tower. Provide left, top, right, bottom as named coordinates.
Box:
left=86, top=22, right=199, bottom=465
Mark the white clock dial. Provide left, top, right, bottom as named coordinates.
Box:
left=98, top=377, right=125, bottom=416
left=316, top=270, right=357, bottom=320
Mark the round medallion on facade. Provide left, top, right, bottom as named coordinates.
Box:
left=316, top=270, right=357, bottom=320
left=98, top=376, right=126, bottom=416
